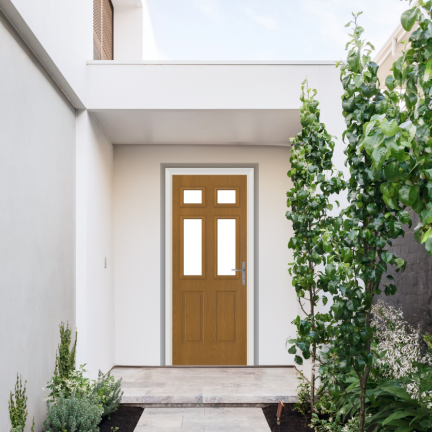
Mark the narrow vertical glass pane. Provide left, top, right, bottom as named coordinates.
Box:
left=217, top=190, right=236, bottom=204
left=217, top=219, right=236, bottom=276
left=184, top=190, right=202, bottom=204
left=183, top=219, right=202, bottom=276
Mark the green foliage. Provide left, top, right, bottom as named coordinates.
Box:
left=9, top=375, right=28, bottom=432
left=91, top=370, right=123, bottom=418
left=425, top=334, right=432, bottom=350
left=320, top=11, right=409, bottom=432
left=366, top=1, right=432, bottom=257
left=48, top=323, right=77, bottom=399
left=47, top=364, right=92, bottom=400
left=310, top=391, right=346, bottom=432
left=339, top=375, right=432, bottom=432
left=294, top=378, right=311, bottom=416
left=43, top=393, right=102, bottom=432
left=287, top=79, right=346, bottom=409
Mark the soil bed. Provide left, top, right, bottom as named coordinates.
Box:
left=99, top=405, right=144, bottom=432
left=262, top=404, right=313, bottom=432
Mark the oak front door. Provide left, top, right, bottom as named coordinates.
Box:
left=172, top=175, right=247, bottom=365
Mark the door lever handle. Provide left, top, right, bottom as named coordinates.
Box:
left=232, top=261, right=246, bottom=286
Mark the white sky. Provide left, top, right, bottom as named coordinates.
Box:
left=147, top=0, right=409, bottom=60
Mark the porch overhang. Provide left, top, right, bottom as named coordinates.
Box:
left=86, top=61, right=338, bottom=146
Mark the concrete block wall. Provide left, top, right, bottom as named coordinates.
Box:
left=377, top=209, right=432, bottom=334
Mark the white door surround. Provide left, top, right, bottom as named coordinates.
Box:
left=165, top=168, right=255, bottom=366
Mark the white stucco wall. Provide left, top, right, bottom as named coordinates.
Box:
left=76, top=111, right=114, bottom=378
left=1, top=0, right=92, bottom=104
left=0, top=11, right=76, bottom=430
left=113, top=144, right=297, bottom=365
left=114, top=1, right=158, bottom=61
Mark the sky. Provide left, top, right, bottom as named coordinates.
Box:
left=147, top=0, right=409, bottom=61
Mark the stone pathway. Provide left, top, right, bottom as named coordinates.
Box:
left=112, top=367, right=299, bottom=404
left=134, top=407, right=270, bottom=431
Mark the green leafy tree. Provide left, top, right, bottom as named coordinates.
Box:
left=286, top=80, right=345, bottom=411
left=321, top=13, right=409, bottom=432
left=376, top=0, right=432, bottom=255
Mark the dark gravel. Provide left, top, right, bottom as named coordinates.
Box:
left=262, top=404, right=313, bottom=432
left=98, top=405, right=144, bottom=432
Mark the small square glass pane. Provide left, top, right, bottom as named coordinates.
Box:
left=184, top=219, right=202, bottom=276
left=184, top=190, right=202, bottom=204
left=217, top=219, right=236, bottom=275
left=217, top=190, right=236, bottom=204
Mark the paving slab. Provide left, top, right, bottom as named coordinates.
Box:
left=115, top=367, right=299, bottom=405
left=134, top=407, right=270, bottom=431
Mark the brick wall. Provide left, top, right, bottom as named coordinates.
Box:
left=376, top=209, right=432, bottom=333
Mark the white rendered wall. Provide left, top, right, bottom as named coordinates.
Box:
left=76, top=111, right=114, bottom=378
left=114, top=1, right=158, bottom=61
left=1, top=0, right=93, bottom=104
left=113, top=144, right=296, bottom=365
left=0, top=12, right=76, bottom=430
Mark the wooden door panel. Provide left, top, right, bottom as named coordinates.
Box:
left=173, top=175, right=247, bottom=365
left=216, top=291, right=237, bottom=343
left=182, top=292, right=203, bottom=343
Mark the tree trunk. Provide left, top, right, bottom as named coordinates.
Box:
left=358, top=383, right=366, bottom=432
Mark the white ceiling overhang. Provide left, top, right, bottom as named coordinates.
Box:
left=86, top=61, right=339, bottom=146
left=90, top=109, right=300, bottom=145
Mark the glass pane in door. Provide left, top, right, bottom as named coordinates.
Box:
left=183, top=219, right=202, bottom=275
left=217, top=219, right=236, bottom=275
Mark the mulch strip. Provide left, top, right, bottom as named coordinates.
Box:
left=262, top=404, right=313, bottom=432
left=99, top=405, right=144, bottom=432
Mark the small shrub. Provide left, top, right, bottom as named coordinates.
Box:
left=9, top=374, right=34, bottom=432
left=372, top=300, right=432, bottom=402
left=310, top=392, right=344, bottom=432
left=47, top=364, right=91, bottom=401
left=91, top=370, right=123, bottom=417
left=294, top=378, right=311, bottom=416
left=43, top=393, right=102, bottom=432
left=48, top=323, right=77, bottom=400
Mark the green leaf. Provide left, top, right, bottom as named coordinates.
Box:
left=394, top=426, right=414, bottom=432
left=383, top=410, right=418, bottom=426
left=364, top=132, right=385, bottom=155
left=384, top=161, right=402, bottom=182
left=341, top=247, right=353, bottom=263
left=322, top=296, right=328, bottom=306
left=401, top=7, right=418, bottom=31
left=399, top=185, right=419, bottom=206
left=421, top=228, right=432, bottom=244
left=385, top=75, right=396, bottom=91
left=398, top=210, right=411, bottom=225
left=347, top=299, right=358, bottom=311
left=381, top=119, right=399, bottom=137
left=347, top=49, right=361, bottom=73
left=372, top=146, right=389, bottom=170
left=382, top=251, right=394, bottom=263
left=425, top=237, right=432, bottom=253
left=349, top=333, right=360, bottom=345
left=425, top=58, right=432, bottom=82
left=288, top=345, right=297, bottom=355
left=325, top=264, right=336, bottom=279
left=299, top=320, right=312, bottom=336
left=294, top=355, right=303, bottom=365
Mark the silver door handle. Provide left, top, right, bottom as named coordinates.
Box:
left=232, top=261, right=246, bottom=286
